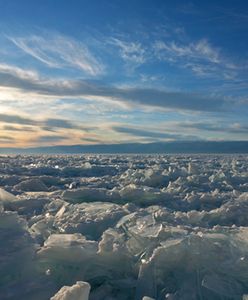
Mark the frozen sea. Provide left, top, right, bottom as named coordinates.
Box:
left=0, top=154, right=248, bottom=300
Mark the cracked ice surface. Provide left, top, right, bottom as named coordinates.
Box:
left=0, top=154, right=248, bottom=299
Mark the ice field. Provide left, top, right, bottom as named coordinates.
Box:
left=0, top=154, right=248, bottom=300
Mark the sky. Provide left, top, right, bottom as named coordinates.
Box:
left=0, top=0, right=247, bottom=148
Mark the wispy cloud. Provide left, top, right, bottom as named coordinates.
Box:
left=106, top=30, right=245, bottom=82
left=0, top=63, right=39, bottom=80
left=154, top=39, right=220, bottom=63
left=153, top=38, right=242, bottom=80
left=9, top=33, right=104, bottom=76
left=109, top=38, right=147, bottom=66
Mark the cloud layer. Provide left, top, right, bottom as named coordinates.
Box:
left=0, top=63, right=227, bottom=113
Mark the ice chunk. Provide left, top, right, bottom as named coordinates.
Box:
left=0, top=209, right=40, bottom=299
left=50, top=281, right=90, bottom=300
left=119, top=184, right=163, bottom=205
left=53, top=202, right=127, bottom=239
left=62, top=188, right=112, bottom=203
left=37, top=233, right=98, bottom=286
left=0, top=188, right=17, bottom=202
left=38, top=233, right=98, bottom=262
left=143, top=168, right=169, bottom=187
left=5, top=196, right=50, bottom=217
left=14, top=178, right=48, bottom=192
left=55, top=205, right=67, bottom=218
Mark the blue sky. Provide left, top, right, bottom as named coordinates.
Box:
left=0, top=0, right=247, bottom=147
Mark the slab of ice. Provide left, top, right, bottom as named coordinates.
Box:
left=0, top=188, right=17, bottom=202
left=38, top=233, right=98, bottom=261
left=0, top=209, right=40, bottom=300
left=50, top=281, right=90, bottom=300
left=52, top=202, right=128, bottom=239
left=14, top=179, right=48, bottom=192
left=62, top=187, right=113, bottom=203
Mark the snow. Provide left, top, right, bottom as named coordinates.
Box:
left=0, top=154, right=248, bottom=299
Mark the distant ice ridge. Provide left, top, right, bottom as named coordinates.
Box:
left=0, top=154, right=247, bottom=299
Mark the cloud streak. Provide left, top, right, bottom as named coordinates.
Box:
left=2, top=125, right=36, bottom=132
left=0, top=112, right=88, bottom=132
left=36, top=135, right=69, bottom=143
left=178, top=121, right=248, bottom=135
left=9, top=34, right=104, bottom=76
left=0, top=112, right=36, bottom=126
left=112, top=126, right=200, bottom=141
left=0, top=135, right=15, bottom=143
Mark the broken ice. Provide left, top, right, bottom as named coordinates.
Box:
left=0, top=154, right=248, bottom=299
